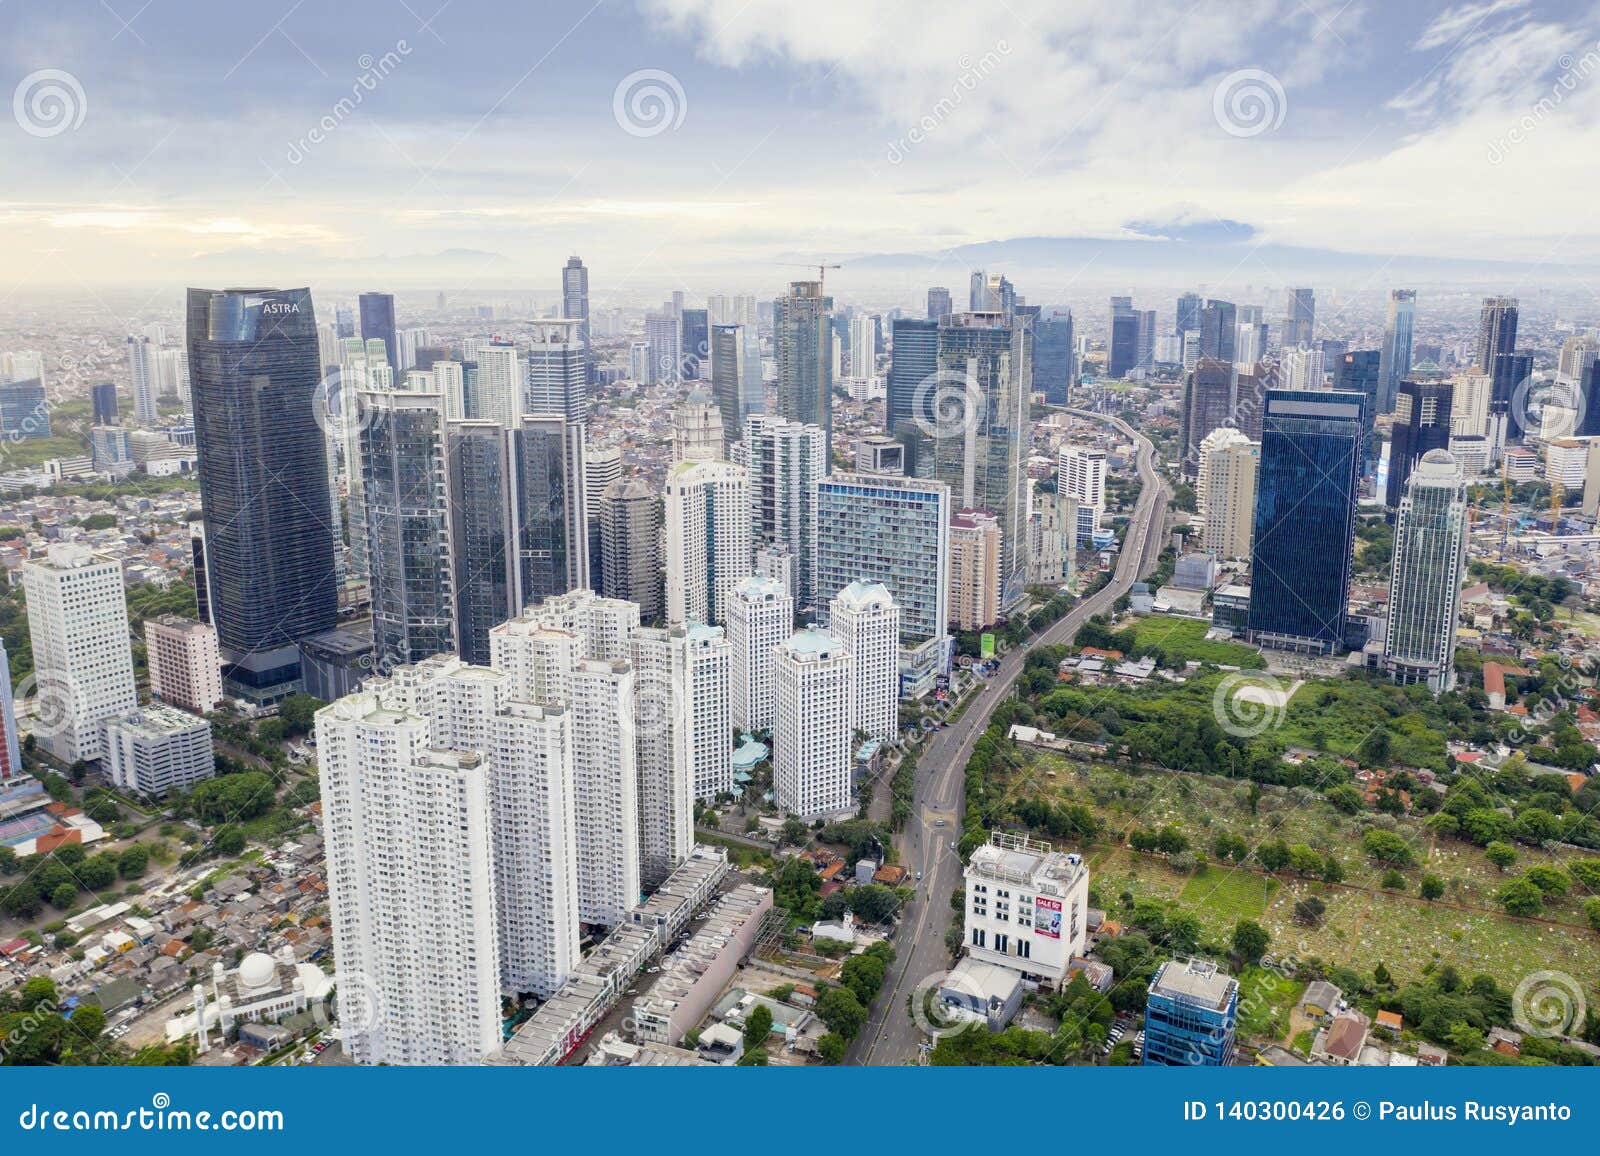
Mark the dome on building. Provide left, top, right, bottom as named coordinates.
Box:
left=238, top=952, right=276, bottom=990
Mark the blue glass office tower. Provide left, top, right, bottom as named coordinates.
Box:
left=886, top=317, right=938, bottom=436
left=1107, top=297, right=1138, bottom=379
left=1385, top=380, right=1453, bottom=510
left=358, top=291, right=398, bottom=372
left=187, top=287, right=337, bottom=699
left=91, top=381, right=119, bottom=426
left=1248, top=388, right=1365, bottom=654
left=0, top=379, right=49, bottom=440
left=1143, top=959, right=1239, bottom=1066
left=1335, top=349, right=1382, bottom=472
left=1033, top=312, right=1075, bottom=404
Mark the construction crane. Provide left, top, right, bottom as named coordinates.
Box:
left=779, top=262, right=841, bottom=292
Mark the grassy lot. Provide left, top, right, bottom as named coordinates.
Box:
left=1276, top=679, right=1450, bottom=770
left=1115, top=616, right=1265, bottom=669
left=1007, top=751, right=1600, bottom=1005
left=1236, top=965, right=1306, bottom=1041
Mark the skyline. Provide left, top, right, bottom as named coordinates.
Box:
left=5, top=1, right=1600, bottom=293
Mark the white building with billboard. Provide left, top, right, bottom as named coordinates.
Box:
left=962, top=830, right=1090, bottom=987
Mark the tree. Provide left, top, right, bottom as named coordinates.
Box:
left=1, top=881, right=42, bottom=919
left=118, top=844, right=150, bottom=879
left=1584, top=896, right=1600, bottom=934
left=50, top=882, right=77, bottom=910
left=1293, top=897, right=1326, bottom=926
left=1524, top=865, right=1570, bottom=897
left=1420, top=874, right=1445, bottom=901
left=1381, top=869, right=1407, bottom=892
left=1497, top=876, right=1544, bottom=917
left=1325, top=784, right=1364, bottom=815
left=1485, top=842, right=1518, bottom=871
left=1257, top=839, right=1290, bottom=872
left=735, top=1045, right=768, bottom=1065
left=75, top=855, right=118, bottom=891
left=1374, top=961, right=1392, bottom=989
left=1360, top=829, right=1416, bottom=868
left=67, top=1004, right=106, bottom=1042
left=1446, top=1023, right=1486, bottom=1054
left=816, top=1032, right=846, bottom=1064
left=780, top=817, right=808, bottom=846
left=743, top=1004, right=773, bottom=1048
left=815, top=987, right=867, bottom=1039
left=212, top=826, right=247, bottom=858
left=20, top=976, right=57, bottom=1011
left=1232, top=919, right=1270, bottom=965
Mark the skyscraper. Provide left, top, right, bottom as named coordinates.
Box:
left=948, top=508, right=1002, bottom=631
left=849, top=313, right=878, bottom=378
left=363, top=390, right=454, bottom=671
left=1335, top=350, right=1382, bottom=453
left=22, top=545, right=139, bottom=764
left=1195, top=428, right=1259, bottom=562
left=1248, top=388, right=1365, bottom=653
left=525, top=319, right=587, bottom=426
left=1180, top=358, right=1235, bottom=474
left=445, top=421, right=514, bottom=666
left=1281, top=287, right=1315, bottom=347
left=726, top=574, right=793, bottom=733
left=472, top=341, right=523, bottom=427
left=628, top=627, right=695, bottom=888
left=1199, top=300, right=1237, bottom=364
left=932, top=311, right=1030, bottom=601
left=359, top=291, right=398, bottom=374
left=1384, top=450, right=1467, bottom=694
left=316, top=681, right=503, bottom=1064
left=1385, top=380, right=1454, bottom=510
left=91, top=380, right=119, bottom=426
left=561, top=256, right=591, bottom=382
left=1378, top=290, right=1416, bottom=414
left=127, top=336, right=157, bottom=424
left=1107, top=297, right=1139, bottom=379
left=886, top=316, right=938, bottom=437
left=1495, top=351, right=1534, bottom=441
left=1175, top=292, right=1203, bottom=341
left=664, top=458, right=752, bottom=627
left=644, top=312, right=681, bottom=387
left=710, top=323, right=761, bottom=450
left=511, top=415, right=589, bottom=607
left=774, top=627, right=854, bottom=819
left=741, top=414, right=824, bottom=610
left=1477, top=296, right=1519, bottom=374
left=1033, top=311, right=1075, bottom=405
left=829, top=580, right=900, bottom=743
left=598, top=477, right=662, bottom=622
left=187, top=287, right=337, bottom=699
left=569, top=658, right=639, bottom=928
left=680, top=308, right=710, bottom=380
left=775, top=281, right=833, bottom=459
left=927, top=286, right=952, bottom=321
left=815, top=473, right=950, bottom=698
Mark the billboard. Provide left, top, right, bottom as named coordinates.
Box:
left=980, top=633, right=996, bottom=659
left=1034, top=896, right=1062, bottom=938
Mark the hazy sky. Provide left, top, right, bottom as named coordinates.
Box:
left=3, top=0, right=1598, bottom=299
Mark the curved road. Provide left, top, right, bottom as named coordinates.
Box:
left=854, top=410, right=1169, bottom=1065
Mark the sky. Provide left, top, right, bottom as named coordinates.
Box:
left=2, top=0, right=1599, bottom=300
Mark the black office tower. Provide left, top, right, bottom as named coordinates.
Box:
left=680, top=308, right=709, bottom=379
left=1385, top=380, right=1453, bottom=509
left=1107, top=297, right=1139, bottom=379
left=187, top=287, right=337, bottom=700
left=1033, top=312, right=1075, bottom=405
left=886, top=317, right=938, bottom=436
left=359, top=291, right=398, bottom=372
left=1199, top=300, right=1237, bottom=364
left=1248, top=388, right=1365, bottom=654
left=91, top=381, right=119, bottom=426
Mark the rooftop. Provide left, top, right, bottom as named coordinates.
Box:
left=1149, top=958, right=1237, bottom=1011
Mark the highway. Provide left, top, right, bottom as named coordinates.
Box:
left=853, top=410, right=1169, bottom=1065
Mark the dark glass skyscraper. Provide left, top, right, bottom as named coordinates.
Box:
left=1477, top=296, right=1518, bottom=374
left=1385, top=380, right=1453, bottom=510
left=886, top=316, right=938, bottom=436
left=1107, top=297, right=1139, bottom=379
left=775, top=281, right=833, bottom=459
left=1248, top=388, right=1365, bottom=654
left=1033, top=311, right=1075, bottom=404
left=358, top=291, right=398, bottom=372
left=561, top=255, right=592, bottom=383
left=511, top=415, right=588, bottom=608
left=1281, top=287, right=1315, bottom=347
left=1335, top=349, right=1382, bottom=468
left=680, top=307, right=709, bottom=380
left=1199, top=300, right=1237, bottom=364
left=361, top=390, right=454, bottom=671
left=1175, top=292, right=1202, bottom=340
left=1377, top=289, right=1415, bottom=414
left=1181, top=358, right=1234, bottom=475
left=927, top=286, right=952, bottom=321
left=186, top=287, right=336, bottom=696
left=91, top=381, right=119, bottom=426
left=446, top=421, right=515, bottom=665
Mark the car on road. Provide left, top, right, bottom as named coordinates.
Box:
left=933, top=819, right=946, bottom=827
left=915, top=870, right=922, bottom=881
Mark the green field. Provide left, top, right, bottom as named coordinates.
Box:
left=1114, top=616, right=1265, bottom=669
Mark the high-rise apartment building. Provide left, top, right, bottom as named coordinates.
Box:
left=664, top=458, right=752, bottom=627
left=1248, top=389, right=1365, bottom=653
left=569, top=658, right=639, bottom=928
left=740, top=414, right=824, bottom=610
left=948, top=509, right=1002, bottom=632
left=127, top=336, right=157, bottom=423
left=100, top=705, right=216, bottom=798
left=774, top=627, right=854, bottom=819
left=644, top=312, right=681, bottom=387
left=1384, top=450, right=1467, bottom=694
left=1194, top=428, right=1259, bottom=563
left=22, top=545, right=138, bottom=764
left=187, top=287, right=336, bottom=700
left=628, top=628, right=692, bottom=889
left=725, top=574, right=793, bottom=733
left=829, top=580, right=900, bottom=743
left=146, top=614, right=223, bottom=715
left=598, top=477, right=662, bottom=622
